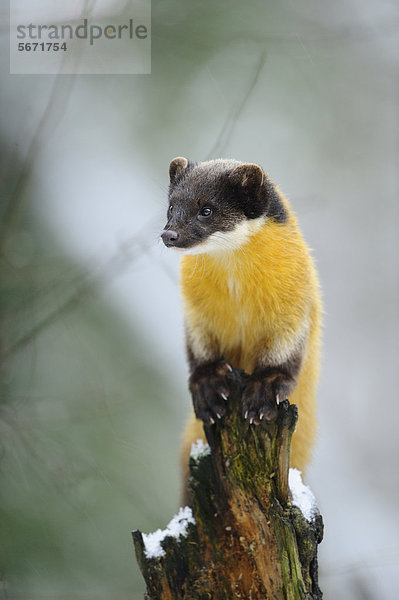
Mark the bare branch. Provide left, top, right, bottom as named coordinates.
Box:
left=206, top=50, right=267, bottom=159
left=0, top=223, right=157, bottom=365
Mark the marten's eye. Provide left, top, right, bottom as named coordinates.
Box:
left=198, top=206, right=213, bottom=221
left=168, top=205, right=173, bottom=214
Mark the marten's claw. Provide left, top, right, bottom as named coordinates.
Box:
left=189, top=360, right=232, bottom=423
left=242, top=377, right=278, bottom=424
left=190, top=381, right=227, bottom=423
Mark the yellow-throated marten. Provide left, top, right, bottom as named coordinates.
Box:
left=161, top=157, right=321, bottom=500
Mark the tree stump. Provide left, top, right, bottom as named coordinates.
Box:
left=133, top=368, right=323, bottom=599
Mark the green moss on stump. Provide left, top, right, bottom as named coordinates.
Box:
left=133, top=368, right=323, bottom=599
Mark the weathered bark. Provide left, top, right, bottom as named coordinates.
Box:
left=133, top=368, right=323, bottom=599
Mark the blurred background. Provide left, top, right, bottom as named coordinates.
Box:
left=1, top=0, right=398, bottom=598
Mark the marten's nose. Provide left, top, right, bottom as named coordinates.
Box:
left=161, top=229, right=179, bottom=246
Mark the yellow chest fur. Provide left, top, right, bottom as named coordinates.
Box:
left=180, top=216, right=319, bottom=373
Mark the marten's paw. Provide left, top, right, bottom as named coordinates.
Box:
left=242, top=371, right=290, bottom=424
left=189, top=360, right=232, bottom=424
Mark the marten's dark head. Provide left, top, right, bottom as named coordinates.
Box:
left=161, top=157, right=287, bottom=254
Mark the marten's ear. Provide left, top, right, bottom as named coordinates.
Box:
left=228, top=163, right=264, bottom=193
left=169, top=157, right=189, bottom=183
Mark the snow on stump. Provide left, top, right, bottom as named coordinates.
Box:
left=133, top=368, right=323, bottom=599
